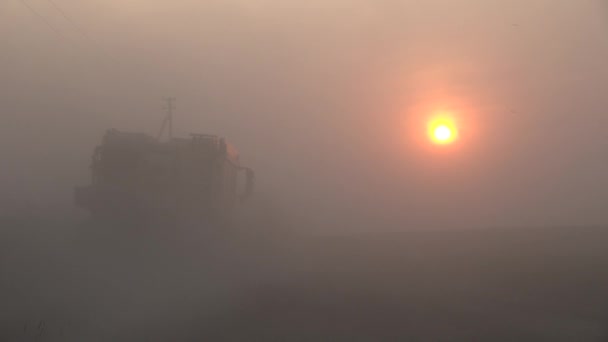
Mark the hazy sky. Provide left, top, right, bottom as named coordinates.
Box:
left=1, top=0, right=608, bottom=230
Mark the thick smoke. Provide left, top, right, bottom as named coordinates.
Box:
left=2, top=0, right=608, bottom=229
left=2, top=1, right=608, bottom=340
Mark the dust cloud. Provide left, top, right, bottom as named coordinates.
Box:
left=2, top=0, right=608, bottom=340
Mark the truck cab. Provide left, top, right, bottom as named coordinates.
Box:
left=75, top=129, right=254, bottom=223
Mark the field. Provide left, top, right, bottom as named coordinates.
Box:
left=2, top=215, right=608, bottom=341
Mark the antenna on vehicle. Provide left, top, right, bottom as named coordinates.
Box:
left=157, top=97, right=176, bottom=141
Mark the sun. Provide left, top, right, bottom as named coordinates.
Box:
left=428, top=116, right=458, bottom=145
left=434, top=125, right=452, bottom=141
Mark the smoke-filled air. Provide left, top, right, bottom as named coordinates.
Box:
left=2, top=0, right=608, bottom=341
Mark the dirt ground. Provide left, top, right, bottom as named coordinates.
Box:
left=2, top=215, right=608, bottom=341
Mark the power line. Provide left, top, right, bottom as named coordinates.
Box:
left=40, top=0, right=134, bottom=76
left=17, top=0, right=65, bottom=39
left=15, top=0, right=169, bottom=112
left=18, top=0, right=124, bottom=75
left=17, top=0, right=116, bottom=72
left=42, top=0, right=121, bottom=70
left=45, top=0, right=90, bottom=40
left=158, top=98, right=176, bottom=141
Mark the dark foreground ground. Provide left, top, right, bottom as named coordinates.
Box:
left=2, top=215, right=608, bottom=341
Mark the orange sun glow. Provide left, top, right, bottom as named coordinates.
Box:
left=428, top=116, right=458, bottom=145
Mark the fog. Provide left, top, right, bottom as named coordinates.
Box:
left=3, top=0, right=608, bottom=340
left=2, top=0, right=607, bottom=229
